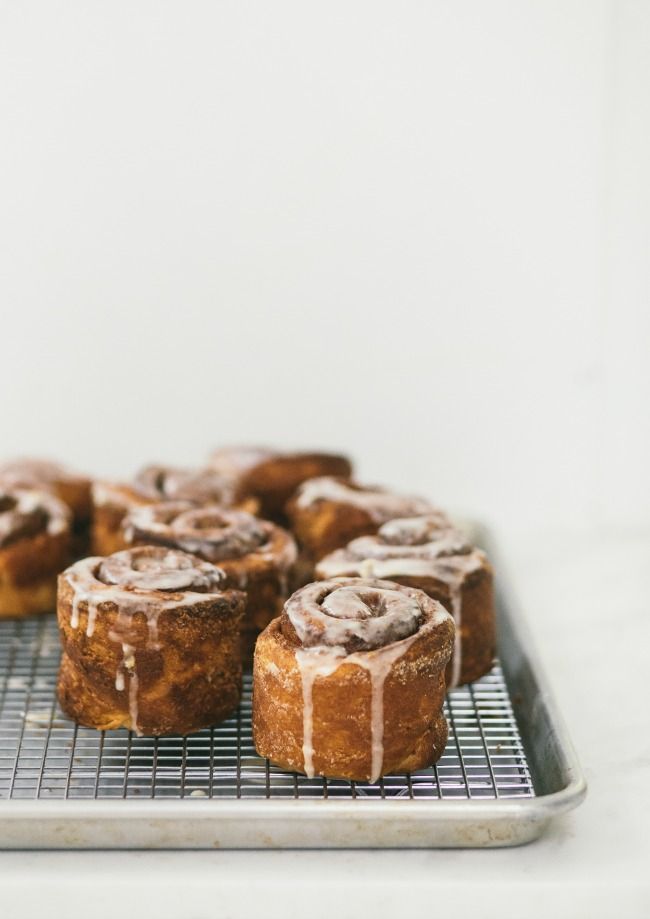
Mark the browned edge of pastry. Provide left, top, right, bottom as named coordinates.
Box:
left=253, top=577, right=454, bottom=781
left=57, top=547, right=245, bottom=735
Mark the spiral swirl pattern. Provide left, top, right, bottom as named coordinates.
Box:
left=285, top=578, right=433, bottom=653
left=97, top=545, right=225, bottom=593
left=133, top=464, right=236, bottom=505
left=123, top=504, right=271, bottom=563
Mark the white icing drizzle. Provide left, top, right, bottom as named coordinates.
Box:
left=295, top=647, right=346, bottom=779
left=125, top=504, right=267, bottom=561
left=294, top=477, right=434, bottom=524
left=86, top=601, right=98, bottom=637
left=120, top=643, right=139, bottom=732
left=286, top=577, right=452, bottom=781
left=315, top=518, right=487, bottom=690
left=287, top=581, right=422, bottom=651
left=124, top=503, right=297, bottom=587
left=347, top=637, right=419, bottom=782
left=93, top=464, right=239, bottom=511
left=63, top=548, right=228, bottom=734
left=134, top=464, right=237, bottom=506
left=0, top=487, right=70, bottom=546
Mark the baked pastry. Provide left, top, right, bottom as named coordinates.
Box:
left=57, top=546, right=244, bottom=735
left=91, top=463, right=257, bottom=557
left=0, top=486, right=72, bottom=618
left=253, top=577, right=454, bottom=782
left=286, top=476, right=440, bottom=562
left=0, top=458, right=91, bottom=555
left=208, top=447, right=352, bottom=522
left=315, top=516, right=495, bottom=687
left=123, top=502, right=297, bottom=655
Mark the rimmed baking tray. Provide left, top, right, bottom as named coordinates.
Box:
left=0, top=534, right=585, bottom=848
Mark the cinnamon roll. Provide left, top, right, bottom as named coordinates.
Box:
left=208, top=447, right=352, bottom=522
left=57, top=546, right=244, bottom=735
left=316, top=517, right=495, bottom=687
left=0, top=487, right=72, bottom=618
left=91, top=463, right=257, bottom=557
left=123, top=502, right=297, bottom=655
left=253, top=577, right=454, bottom=782
left=286, top=476, right=441, bottom=562
left=0, top=458, right=91, bottom=555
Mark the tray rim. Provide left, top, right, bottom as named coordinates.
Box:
left=0, top=529, right=587, bottom=848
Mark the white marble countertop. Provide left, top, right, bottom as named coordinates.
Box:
left=1, top=528, right=648, bottom=918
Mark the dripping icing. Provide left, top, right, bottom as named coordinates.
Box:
left=64, top=552, right=228, bottom=735
left=294, top=635, right=418, bottom=782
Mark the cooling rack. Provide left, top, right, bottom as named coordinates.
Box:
left=0, top=549, right=586, bottom=848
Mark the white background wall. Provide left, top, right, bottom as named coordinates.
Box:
left=1, top=0, right=648, bottom=542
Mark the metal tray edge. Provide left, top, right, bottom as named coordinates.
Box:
left=0, top=529, right=587, bottom=849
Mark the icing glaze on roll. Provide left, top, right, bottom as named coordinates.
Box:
left=286, top=580, right=423, bottom=653
left=124, top=503, right=266, bottom=560
left=133, top=464, right=236, bottom=505
left=294, top=477, right=436, bottom=524
left=64, top=547, right=228, bottom=732
left=124, top=503, right=297, bottom=578
left=283, top=577, right=453, bottom=781
left=0, top=488, right=69, bottom=548
left=315, top=516, right=486, bottom=689
left=98, top=545, right=225, bottom=592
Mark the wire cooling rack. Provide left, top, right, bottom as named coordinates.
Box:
left=0, top=615, right=534, bottom=802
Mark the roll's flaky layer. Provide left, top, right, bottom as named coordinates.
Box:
left=57, top=546, right=244, bottom=735
left=253, top=577, right=454, bottom=781
left=91, top=464, right=257, bottom=556
left=0, top=487, right=72, bottom=618
left=316, top=516, right=495, bottom=687
left=286, top=476, right=441, bottom=561
left=123, top=503, right=297, bottom=655
left=208, top=447, right=352, bottom=522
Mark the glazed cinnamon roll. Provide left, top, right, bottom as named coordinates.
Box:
left=0, top=458, right=91, bottom=555
left=286, top=476, right=441, bottom=562
left=253, top=577, right=454, bottom=782
left=0, top=487, right=72, bottom=618
left=91, top=463, right=257, bottom=557
left=57, top=546, right=244, bottom=735
left=208, top=447, right=352, bottom=522
left=316, top=517, right=495, bottom=687
left=123, top=502, right=297, bottom=655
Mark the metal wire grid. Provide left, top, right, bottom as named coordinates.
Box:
left=0, top=616, right=534, bottom=802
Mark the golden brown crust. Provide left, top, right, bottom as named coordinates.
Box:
left=252, top=578, right=454, bottom=781
left=208, top=447, right=352, bottom=522
left=0, top=487, right=72, bottom=618
left=56, top=548, right=244, bottom=735
left=91, top=482, right=148, bottom=555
